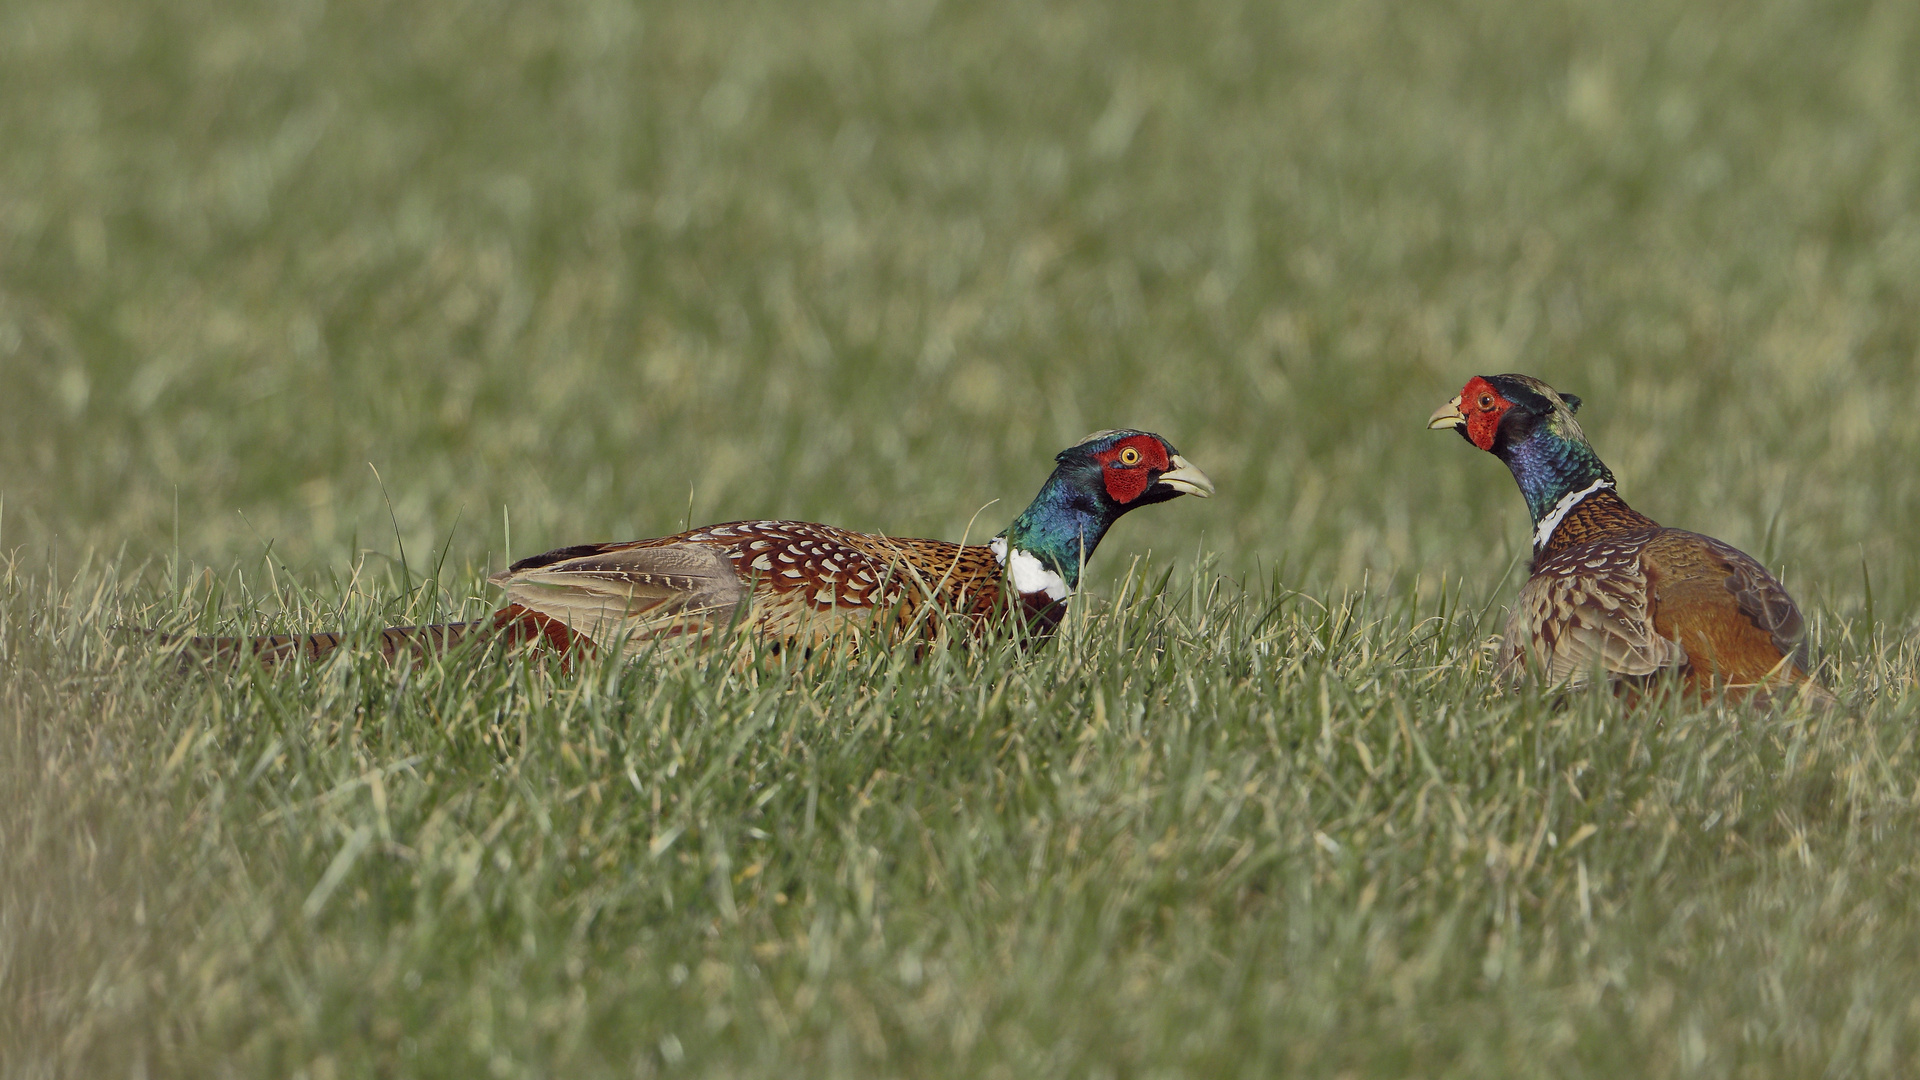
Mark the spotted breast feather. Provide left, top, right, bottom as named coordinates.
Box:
left=1502, top=528, right=1686, bottom=687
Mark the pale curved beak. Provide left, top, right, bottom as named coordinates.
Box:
left=1427, top=396, right=1466, bottom=430
left=1155, top=455, right=1214, bottom=498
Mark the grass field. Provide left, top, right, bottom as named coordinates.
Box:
left=6, top=0, right=1920, bottom=1075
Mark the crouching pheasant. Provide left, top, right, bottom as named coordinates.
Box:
left=1429, top=374, right=1832, bottom=705
left=174, top=429, right=1212, bottom=667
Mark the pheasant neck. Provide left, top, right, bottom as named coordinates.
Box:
left=995, top=472, right=1118, bottom=598
left=1530, top=477, right=1614, bottom=552
left=1498, top=427, right=1616, bottom=538
left=1535, top=488, right=1661, bottom=561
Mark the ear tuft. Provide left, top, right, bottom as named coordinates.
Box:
left=1561, top=392, right=1582, bottom=413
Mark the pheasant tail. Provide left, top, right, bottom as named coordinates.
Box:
left=161, top=606, right=583, bottom=669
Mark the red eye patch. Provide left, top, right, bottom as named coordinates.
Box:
left=1460, top=376, right=1512, bottom=452
left=1095, top=436, right=1171, bottom=503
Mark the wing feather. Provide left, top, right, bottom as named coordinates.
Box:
left=489, top=542, right=748, bottom=653
left=1690, top=533, right=1809, bottom=667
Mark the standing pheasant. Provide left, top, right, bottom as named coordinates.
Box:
left=176, top=429, right=1212, bottom=666
left=1428, top=374, right=1830, bottom=704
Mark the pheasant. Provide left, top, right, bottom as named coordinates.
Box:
left=1428, top=374, right=1831, bottom=705
left=174, top=429, right=1212, bottom=667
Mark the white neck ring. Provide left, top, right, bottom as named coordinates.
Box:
left=990, top=537, right=1072, bottom=602
left=1533, top=478, right=1613, bottom=552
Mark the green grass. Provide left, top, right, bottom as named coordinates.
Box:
left=6, top=0, right=1920, bottom=1075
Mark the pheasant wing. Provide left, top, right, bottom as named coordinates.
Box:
left=1501, top=531, right=1687, bottom=687
left=1690, top=533, right=1809, bottom=668
left=1639, top=529, right=1820, bottom=690
left=489, top=541, right=748, bottom=650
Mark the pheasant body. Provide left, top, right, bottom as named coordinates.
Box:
left=490, top=517, right=1051, bottom=655
left=1431, top=374, right=1829, bottom=704
left=172, top=429, right=1210, bottom=667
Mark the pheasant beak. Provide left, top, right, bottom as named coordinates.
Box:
left=1154, top=455, right=1215, bottom=498
left=1427, top=396, right=1466, bottom=430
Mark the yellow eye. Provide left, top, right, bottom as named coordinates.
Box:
left=1119, top=446, right=1142, bottom=466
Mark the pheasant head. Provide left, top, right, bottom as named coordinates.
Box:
left=993, top=429, right=1213, bottom=601
left=1429, top=374, right=1616, bottom=539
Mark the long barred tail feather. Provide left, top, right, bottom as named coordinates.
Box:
left=153, top=604, right=588, bottom=670
left=164, top=621, right=487, bottom=668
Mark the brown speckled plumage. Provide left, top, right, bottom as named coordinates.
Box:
left=490, top=519, right=1040, bottom=656
left=166, top=521, right=1056, bottom=669
left=1505, top=518, right=1824, bottom=703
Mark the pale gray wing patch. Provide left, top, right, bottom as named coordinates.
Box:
left=489, top=542, right=748, bottom=652
left=1501, top=537, right=1687, bottom=688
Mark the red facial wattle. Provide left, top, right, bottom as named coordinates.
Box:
left=1096, top=436, right=1172, bottom=503
left=1460, top=376, right=1512, bottom=452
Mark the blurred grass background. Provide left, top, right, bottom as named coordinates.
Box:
left=6, top=0, right=1920, bottom=1076
left=7, top=0, right=1919, bottom=599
